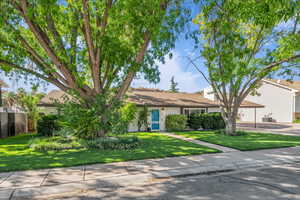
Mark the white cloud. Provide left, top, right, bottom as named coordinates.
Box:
left=132, top=52, right=203, bottom=93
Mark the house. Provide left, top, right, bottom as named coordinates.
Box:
left=239, top=79, right=300, bottom=123
left=39, top=88, right=263, bottom=131
left=0, top=80, right=27, bottom=138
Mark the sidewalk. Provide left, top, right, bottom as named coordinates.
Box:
left=1, top=146, right=300, bottom=200
left=163, top=132, right=239, bottom=152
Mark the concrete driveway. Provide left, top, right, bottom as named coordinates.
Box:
left=237, top=122, right=300, bottom=136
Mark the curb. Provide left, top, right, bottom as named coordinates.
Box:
left=5, top=158, right=300, bottom=200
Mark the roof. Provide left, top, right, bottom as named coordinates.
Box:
left=263, top=79, right=300, bottom=91
left=127, top=88, right=218, bottom=107
left=39, top=88, right=264, bottom=108
left=0, top=80, right=8, bottom=88
left=39, top=90, right=72, bottom=105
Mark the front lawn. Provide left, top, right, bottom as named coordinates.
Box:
left=174, top=131, right=300, bottom=151
left=0, top=132, right=219, bottom=172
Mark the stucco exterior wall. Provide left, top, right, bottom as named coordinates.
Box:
left=242, top=82, right=294, bottom=122
left=39, top=106, right=58, bottom=115
left=295, top=95, right=300, bottom=113
left=207, top=107, right=221, bottom=113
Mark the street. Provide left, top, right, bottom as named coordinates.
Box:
left=55, top=163, right=300, bottom=200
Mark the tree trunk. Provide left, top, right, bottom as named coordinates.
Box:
left=225, top=115, right=237, bottom=136
left=222, top=107, right=238, bottom=136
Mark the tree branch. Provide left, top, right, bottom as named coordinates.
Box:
left=115, top=33, right=151, bottom=99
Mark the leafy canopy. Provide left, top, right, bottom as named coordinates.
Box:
left=0, top=0, right=192, bottom=102
left=192, top=0, right=300, bottom=134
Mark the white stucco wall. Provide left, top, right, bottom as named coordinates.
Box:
left=207, top=107, right=221, bottom=113
left=203, top=87, right=216, bottom=101
left=295, top=95, right=300, bottom=113
left=242, top=82, right=294, bottom=122
left=39, top=106, right=58, bottom=115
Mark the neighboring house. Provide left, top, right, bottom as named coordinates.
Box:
left=39, top=88, right=263, bottom=132
left=239, top=79, right=300, bottom=123
left=0, top=80, right=27, bottom=138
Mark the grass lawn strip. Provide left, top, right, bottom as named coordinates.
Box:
left=0, top=132, right=219, bottom=172
left=174, top=131, right=300, bottom=151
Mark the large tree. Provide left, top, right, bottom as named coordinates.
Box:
left=0, top=0, right=190, bottom=136
left=192, top=0, right=300, bottom=135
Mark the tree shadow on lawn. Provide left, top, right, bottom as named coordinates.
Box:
left=0, top=133, right=219, bottom=172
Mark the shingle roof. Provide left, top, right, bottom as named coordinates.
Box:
left=263, top=79, right=300, bottom=91
left=127, top=88, right=218, bottom=107
left=39, top=88, right=264, bottom=108
left=39, top=90, right=72, bottom=105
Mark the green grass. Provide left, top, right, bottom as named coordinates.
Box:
left=174, top=131, right=300, bottom=151
left=0, top=132, right=219, bottom=172
left=293, top=119, right=300, bottom=123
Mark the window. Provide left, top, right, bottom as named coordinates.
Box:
left=183, top=108, right=206, bottom=117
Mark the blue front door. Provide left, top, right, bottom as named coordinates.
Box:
left=151, top=109, right=160, bottom=130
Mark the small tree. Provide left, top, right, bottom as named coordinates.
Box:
left=192, top=0, right=300, bottom=135
left=137, top=106, right=149, bottom=132
left=16, top=86, right=44, bottom=131
left=169, top=76, right=179, bottom=92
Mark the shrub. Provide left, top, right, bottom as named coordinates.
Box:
left=80, top=136, right=140, bottom=150
left=37, top=114, right=61, bottom=136
left=165, top=114, right=187, bottom=131
left=112, top=103, right=138, bottom=134
left=29, top=136, right=140, bottom=151
left=188, top=112, right=225, bottom=130
left=29, top=136, right=81, bottom=151
left=58, top=94, right=122, bottom=138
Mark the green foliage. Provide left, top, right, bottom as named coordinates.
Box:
left=29, top=135, right=140, bottom=151
left=192, top=0, right=300, bottom=135
left=29, top=136, right=81, bottom=151
left=58, top=93, right=122, bottom=138
left=137, top=106, right=149, bottom=131
left=165, top=114, right=187, bottom=131
left=293, top=118, right=300, bottom=123
left=169, top=76, right=179, bottom=92
left=188, top=113, right=225, bottom=130
left=80, top=136, right=140, bottom=150
left=0, top=0, right=190, bottom=103
left=13, top=86, right=44, bottom=130
left=37, top=114, right=61, bottom=137
left=112, top=103, right=138, bottom=134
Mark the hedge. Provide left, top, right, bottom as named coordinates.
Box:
left=188, top=112, right=225, bottom=130
left=165, top=114, right=187, bottom=131
left=37, top=114, right=61, bottom=136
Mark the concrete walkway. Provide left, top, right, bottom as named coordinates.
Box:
left=163, top=132, right=239, bottom=152
left=1, top=147, right=300, bottom=200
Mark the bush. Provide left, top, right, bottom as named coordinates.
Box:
left=58, top=94, right=123, bottom=138
left=29, top=136, right=81, bottom=151
left=112, top=103, right=137, bottom=134
left=29, top=136, right=140, bottom=151
left=37, top=114, right=61, bottom=136
left=165, top=114, right=187, bottom=131
left=80, top=136, right=140, bottom=150
left=188, top=112, right=225, bottom=130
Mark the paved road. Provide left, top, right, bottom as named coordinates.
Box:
left=237, top=122, right=300, bottom=136
left=51, top=163, right=300, bottom=200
